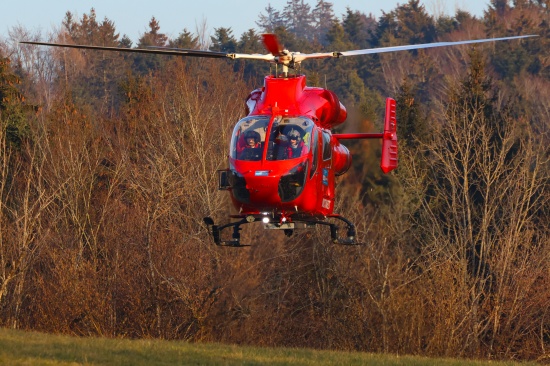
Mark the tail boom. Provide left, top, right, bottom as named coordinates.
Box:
left=333, top=98, right=398, bottom=173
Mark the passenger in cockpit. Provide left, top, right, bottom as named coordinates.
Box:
left=285, top=129, right=308, bottom=158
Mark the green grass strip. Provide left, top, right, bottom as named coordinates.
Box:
left=0, top=328, right=537, bottom=366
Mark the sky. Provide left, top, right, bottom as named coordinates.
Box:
left=2, top=0, right=489, bottom=44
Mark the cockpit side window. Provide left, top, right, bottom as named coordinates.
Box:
left=230, top=116, right=270, bottom=161
left=322, top=131, right=332, bottom=161
left=266, top=117, right=314, bottom=161
left=310, top=130, right=319, bottom=178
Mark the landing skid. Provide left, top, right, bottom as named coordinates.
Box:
left=203, top=214, right=361, bottom=246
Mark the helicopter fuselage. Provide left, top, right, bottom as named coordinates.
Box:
left=223, top=74, right=354, bottom=221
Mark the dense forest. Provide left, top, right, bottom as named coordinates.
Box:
left=0, top=0, right=549, bottom=361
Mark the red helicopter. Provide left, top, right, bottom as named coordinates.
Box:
left=21, top=33, right=536, bottom=246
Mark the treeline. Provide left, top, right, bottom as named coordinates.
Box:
left=0, top=0, right=549, bottom=361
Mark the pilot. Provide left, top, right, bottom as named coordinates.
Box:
left=285, top=129, right=308, bottom=158
left=238, top=130, right=262, bottom=160
left=245, top=130, right=261, bottom=148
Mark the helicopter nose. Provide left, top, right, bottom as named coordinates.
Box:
left=244, top=173, right=281, bottom=206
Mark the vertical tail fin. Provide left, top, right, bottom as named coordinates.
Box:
left=381, top=98, right=398, bottom=173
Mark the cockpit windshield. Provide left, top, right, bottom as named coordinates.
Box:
left=266, top=117, right=314, bottom=161
left=230, top=115, right=314, bottom=161
left=230, top=116, right=270, bottom=161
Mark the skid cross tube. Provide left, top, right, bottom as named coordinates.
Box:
left=203, top=217, right=252, bottom=247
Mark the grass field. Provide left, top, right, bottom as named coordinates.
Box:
left=0, top=327, right=538, bottom=365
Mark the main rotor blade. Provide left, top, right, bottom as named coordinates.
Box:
left=337, top=35, right=538, bottom=57
left=294, top=35, right=538, bottom=62
left=19, top=41, right=230, bottom=58
left=262, top=34, right=285, bottom=56
left=21, top=41, right=278, bottom=62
